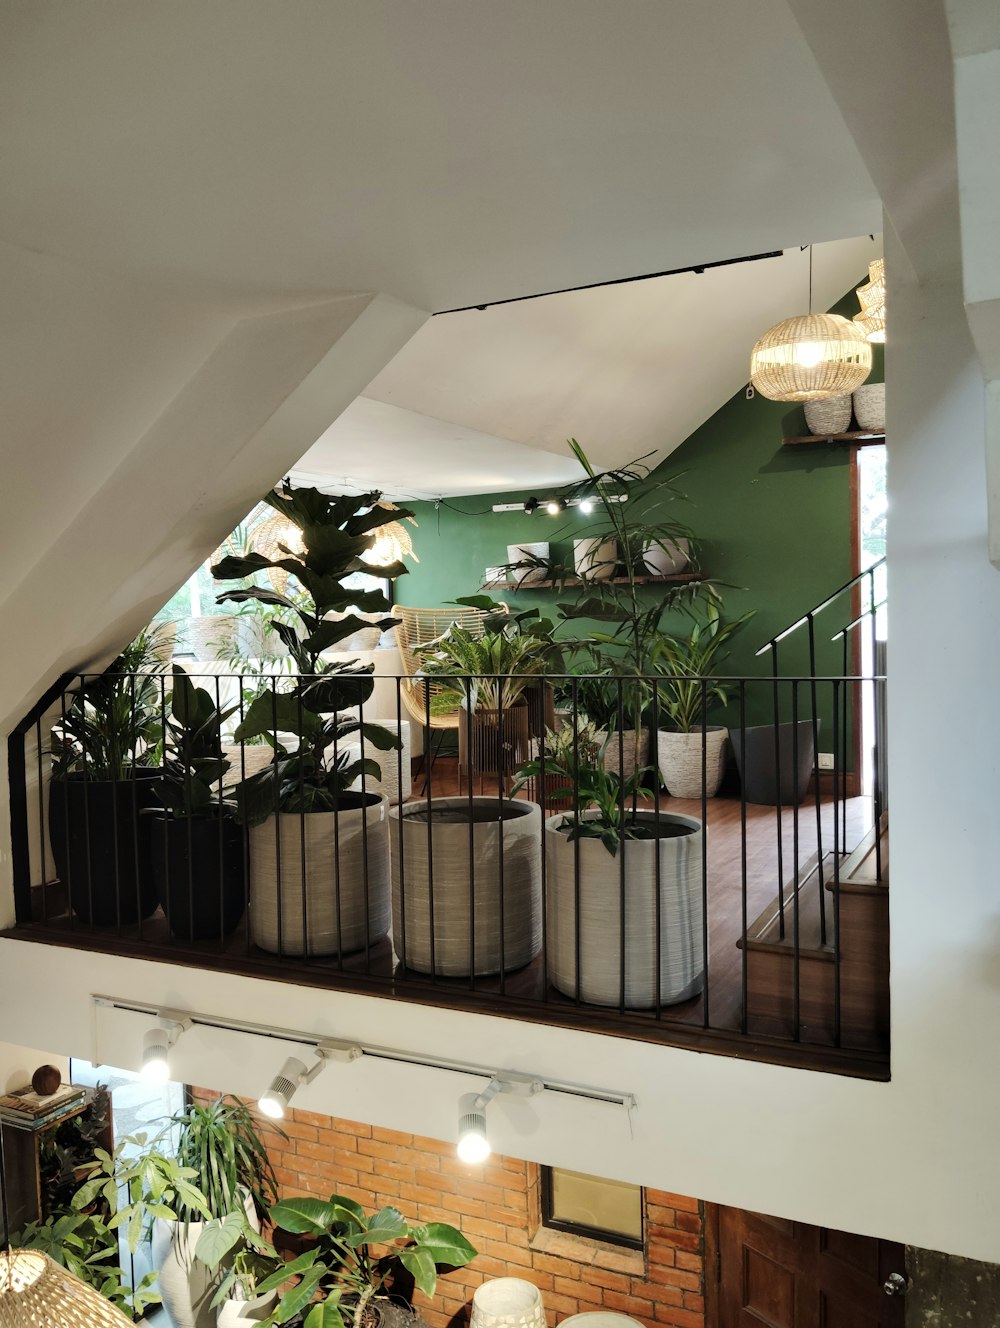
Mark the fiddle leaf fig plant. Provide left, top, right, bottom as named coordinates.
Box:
left=258, top=1194, right=477, bottom=1328
left=210, top=484, right=412, bottom=826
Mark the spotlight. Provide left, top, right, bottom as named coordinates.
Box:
left=258, top=1040, right=362, bottom=1119
left=544, top=498, right=565, bottom=516
left=140, top=1015, right=191, bottom=1084
left=523, top=498, right=539, bottom=515
left=456, top=1073, right=543, bottom=1164
left=578, top=497, right=595, bottom=515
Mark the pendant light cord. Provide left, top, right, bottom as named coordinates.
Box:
left=808, top=244, right=813, bottom=315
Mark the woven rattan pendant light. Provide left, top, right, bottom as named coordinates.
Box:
left=0, top=1250, right=135, bottom=1328
left=750, top=248, right=873, bottom=402
left=853, top=257, right=886, bottom=342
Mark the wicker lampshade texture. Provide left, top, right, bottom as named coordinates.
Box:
left=0, top=1249, right=135, bottom=1328
left=854, top=257, right=887, bottom=343
left=750, top=312, right=873, bottom=402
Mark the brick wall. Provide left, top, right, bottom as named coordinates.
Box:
left=193, top=1090, right=705, bottom=1328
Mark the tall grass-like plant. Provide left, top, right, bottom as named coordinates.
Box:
left=169, top=1094, right=281, bottom=1225
left=649, top=605, right=754, bottom=732
left=416, top=625, right=551, bottom=714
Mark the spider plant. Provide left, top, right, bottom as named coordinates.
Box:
left=649, top=604, right=754, bottom=732
left=168, top=1094, right=281, bottom=1225
left=415, top=625, right=551, bottom=714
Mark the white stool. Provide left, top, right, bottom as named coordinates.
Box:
left=345, top=718, right=411, bottom=804
left=471, top=1278, right=547, bottom=1328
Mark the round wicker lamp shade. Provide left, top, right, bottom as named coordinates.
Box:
left=750, top=312, right=873, bottom=402
left=0, top=1249, right=135, bottom=1327
left=853, top=257, right=887, bottom=343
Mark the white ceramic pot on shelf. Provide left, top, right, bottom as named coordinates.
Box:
left=641, top=537, right=690, bottom=576
left=573, top=537, right=617, bottom=580
left=507, top=542, right=550, bottom=585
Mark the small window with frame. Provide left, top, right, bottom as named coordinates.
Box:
left=541, top=1166, right=644, bottom=1250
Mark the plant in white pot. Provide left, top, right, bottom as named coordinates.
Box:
left=212, top=484, right=409, bottom=957
left=515, top=740, right=704, bottom=1008
left=649, top=603, right=754, bottom=800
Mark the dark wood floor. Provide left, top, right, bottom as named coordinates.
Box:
left=11, top=759, right=885, bottom=1078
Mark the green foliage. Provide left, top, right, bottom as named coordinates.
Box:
left=649, top=604, right=755, bottom=732
left=514, top=735, right=653, bottom=856
left=210, top=485, right=410, bottom=825
left=154, top=666, right=238, bottom=818
left=258, top=1194, right=476, bottom=1328
left=415, top=624, right=551, bottom=714
left=170, top=1094, right=282, bottom=1225
left=15, top=1208, right=161, bottom=1318
left=51, top=626, right=168, bottom=779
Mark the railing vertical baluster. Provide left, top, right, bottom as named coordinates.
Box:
left=466, top=675, right=476, bottom=990
left=60, top=688, right=76, bottom=932
left=158, top=674, right=170, bottom=941
left=35, top=717, right=46, bottom=925
left=215, top=675, right=225, bottom=952
left=357, top=679, right=370, bottom=976
left=270, top=679, right=283, bottom=959
left=617, top=679, right=626, bottom=1015
left=185, top=673, right=195, bottom=950
left=497, top=672, right=507, bottom=998
left=769, top=646, right=785, bottom=938
left=841, top=630, right=850, bottom=849
left=238, top=681, right=250, bottom=958
left=538, top=688, right=548, bottom=1007
left=739, top=681, right=748, bottom=1035
left=806, top=615, right=827, bottom=945
left=700, top=677, right=709, bottom=1030
left=395, top=678, right=408, bottom=977
left=331, top=682, right=344, bottom=972
left=791, top=681, right=801, bottom=1043
left=869, top=567, right=884, bottom=881
left=651, top=673, right=662, bottom=1020
left=7, top=727, right=31, bottom=926
left=81, top=676, right=96, bottom=933
left=131, top=673, right=143, bottom=943
left=832, top=680, right=843, bottom=1048
left=424, top=678, right=436, bottom=985
left=572, top=678, right=582, bottom=1006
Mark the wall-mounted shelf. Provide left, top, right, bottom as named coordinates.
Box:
left=782, top=431, right=885, bottom=448
left=488, top=572, right=708, bottom=591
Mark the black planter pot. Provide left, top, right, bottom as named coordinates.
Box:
left=49, top=770, right=162, bottom=926
left=149, top=813, right=247, bottom=941
left=729, top=720, right=818, bottom=807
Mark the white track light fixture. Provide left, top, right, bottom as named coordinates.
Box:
left=258, top=1040, right=362, bottom=1119
left=140, top=1014, right=192, bottom=1084
left=456, top=1073, right=543, bottom=1164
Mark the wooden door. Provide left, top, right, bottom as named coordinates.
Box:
left=714, top=1205, right=906, bottom=1327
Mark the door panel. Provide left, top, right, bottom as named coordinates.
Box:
left=717, top=1205, right=905, bottom=1328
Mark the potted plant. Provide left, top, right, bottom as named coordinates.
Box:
left=49, top=626, right=167, bottom=926
left=150, top=1095, right=281, bottom=1328
left=211, top=483, right=409, bottom=957
left=149, top=666, right=246, bottom=940
left=212, top=1245, right=282, bottom=1325
left=257, top=1193, right=477, bottom=1328
left=649, top=603, right=754, bottom=799
left=516, top=741, right=704, bottom=1009
left=515, top=718, right=603, bottom=811
left=416, top=624, right=550, bottom=788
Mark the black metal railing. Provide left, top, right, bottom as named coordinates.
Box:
left=6, top=665, right=889, bottom=1075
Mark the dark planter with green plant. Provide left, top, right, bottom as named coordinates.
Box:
left=49, top=628, right=167, bottom=926
left=211, top=484, right=409, bottom=957
left=149, top=666, right=246, bottom=940
left=258, top=1193, right=476, bottom=1328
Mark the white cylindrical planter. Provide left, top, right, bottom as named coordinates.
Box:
left=389, top=797, right=542, bottom=976
left=852, top=382, right=885, bottom=432
left=573, top=537, right=617, bottom=580
left=217, top=1290, right=278, bottom=1325
left=248, top=796, right=391, bottom=955
left=151, top=1218, right=216, bottom=1328
left=507, top=542, right=550, bottom=585
left=545, top=809, right=704, bottom=1008
left=640, top=538, right=689, bottom=576
left=470, top=1277, right=547, bottom=1328
left=656, top=728, right=729, bottom=799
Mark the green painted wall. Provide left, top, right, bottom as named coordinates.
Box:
left=396, top=291, right=883, bottom=731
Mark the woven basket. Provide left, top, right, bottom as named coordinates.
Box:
left=656, top=727, right=729, bottom=799
left=853, top=382, right=886, bottom=432
left=594, top=728, right=650, bottom=780
left=803, top=393, right=853, bottom=435
left=0, top=1249, right=135, bottom=1327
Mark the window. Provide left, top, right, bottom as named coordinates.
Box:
left=542, top=1166, right=644, bottom=1249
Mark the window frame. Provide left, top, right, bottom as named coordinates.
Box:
left=540, top=1165, right=645, bottom=1251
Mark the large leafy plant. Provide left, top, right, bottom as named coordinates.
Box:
left=415, top=624, right=551, bottom=714
left=210, top=485, right=411, bottom=825
left=154, top=666, right=238, bottom=818
left=170, top=1094, right=281, bottom=1225
left=257, top=1194, right=477, bottom=1328
left=51, top=626, right=168, bottom=779
left=649, top=604, right=754, bottom=732
left=15, top=1208, right=161, bottom=1318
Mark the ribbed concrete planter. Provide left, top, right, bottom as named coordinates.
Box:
left=656, top=727, right=729, bottom=799
left=248, top=794, right=390, bottom=955
left=389, top=797, right=541, bottom=976
left=545, top=809, right=704, bottom=1008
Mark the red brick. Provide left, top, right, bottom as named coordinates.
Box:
left=653, top=1306, right=704, bottom=1328
left=603, top=1291, right=657, bottom=1317
left=675, top=1211, right=701, bottom=1234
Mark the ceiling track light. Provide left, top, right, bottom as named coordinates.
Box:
left=258, top=1040, right=362, bottom=1120
left=491, top=494, right=625, bottom=515
left=140, top=1012, right=192, bottom=1085
left=456, top=1072, right=543, bottom=1165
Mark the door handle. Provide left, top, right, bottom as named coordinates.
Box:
left=883, top=1272, right=907, bottom=1297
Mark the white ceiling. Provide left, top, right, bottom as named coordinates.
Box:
left=0, top=1, right=878, bottom=314
left=294, top=236, right=881, bottom=497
